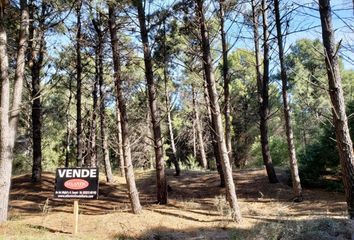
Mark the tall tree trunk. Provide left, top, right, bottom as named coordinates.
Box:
left=88, top=47, right=99, bottom=167
left=82, top=113, right=91, bottom=165
left=100, top=116, right=113, bottom=183
left=65, top=123, right=71, bottom=168
left=274, top=0, right=302, bottom=200
left=196, top=0, right=241, bottom=222
left=65, top=72, right=73, bottom=168
left=94, top=18, right=113, bottom=183
left=204, top=81, right=225, bottom=185
left=319, top=0, right=354, bottom=218
left=109, top=4, right=142, bottom=213
left=116, top=105, right=125, bottom=177
left=192, top=118, right=197, bottom=159
left=99, top=99, right=113, bottom=181
left=30, top=38, right=43, bottom=183
left=0, top=0, right=29, bottom=223
left=0, top=20, right=12, bottom=221
left=219, top=0, right=233, bottom=162
left=76, top=0, right=83, bottom=167
left=253, top=0, right=278, bottom=183
left=145, top=94, right=154, bottom=170
left=134, top=0, right=167, bottom=204
left=29, top=1, right=45, bottom=183
left=162, top=19, right=180, bottom=176
left=192, top=85, right=208, bottom=168
left=164, top=79, right=180, bottom=176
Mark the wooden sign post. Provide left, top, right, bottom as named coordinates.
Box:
left=73, top=200, right=79, bottom=235
left=54, top=168, right=99, bottom=235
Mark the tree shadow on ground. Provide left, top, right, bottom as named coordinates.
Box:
left=25, top=224, right=71, bottom=234
left=9, top=172, right=131, bottom=216
left=113, top=217, right=353, bottom=240
left=6, top=169, right=352, bottom=239
left=135, top=168, right=344, bottom=209
left=9, top=168, right=347, bottom=220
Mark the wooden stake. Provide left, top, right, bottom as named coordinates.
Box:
left=73, top=200, right=79, bottom=234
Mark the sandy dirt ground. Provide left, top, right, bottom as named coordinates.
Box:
left=0, top=168, right=352, bottom=239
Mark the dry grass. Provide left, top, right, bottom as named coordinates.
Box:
left=0, top=168, right=352, bottom=239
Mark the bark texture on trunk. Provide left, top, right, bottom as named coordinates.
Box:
left=89, top=50, right=98, bottom=167
left=65, top=123, right=71, bottom=168
left=162, top=19, right=180, bottom=176
left=29, top=1, right=45, bottom=183
left=94, top=17, right=113, bottom=183
left=274, top=0, right=302, bottom=200
left=164, top=69, right=180, bottom=176
left=193, top=119, right=197, bottom=158
left=145, top=94, right=154, bottom=170
left=109, top=4, right=142, bottom=213
left=219, top=0, right=233, bottom=162
left=196, top=0, right=241, bottom=222
left=76, top=0, right=83, bottom=167
left=192, top=86, right=208, bottom=169
left=165, top=89, right=180, bottom=176
left=100, top=87, right=113, bottom=182
left=254, top=0, right=278, bottom=183
left=116, top=106, right=125, bottom=177
left=0, top=13, right=11, bottom=224
left=204, top=81, right=225, bottom=185
left=134, top=0, right=167, bottom=204
left=319, top=0, right=354, bottom=218
left=0, top=0, right=29, bottom=222
left=101, top=126, right=113, bottom=183
left=65, top=73, right=73, bottom=168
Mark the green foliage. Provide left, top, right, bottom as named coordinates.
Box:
left=284, top=38, right=354, bottom=190
left=228, top=49, right=259, bottom=165
left=298, top=100, right=354, bottom=188
left=180, top=154, right=202, bottom=170
left=42, top=87, right=68, bottom=170
left=287, top=39, right=330, bottom=147
left=298, top=139, right=336, bottom=186
left=227, top=49, right=283, bottom=166
left=287, top=38, right=354, bottom=151
left=250, top=136, right=288, bottom=167
left=342, top=70, right=354, bottom=102
left=269, top=137, right=289, bottom=166
left=13, top=154, right=32, bottom=175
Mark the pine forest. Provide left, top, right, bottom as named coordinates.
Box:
left=1, top=0, right=354, bottom=239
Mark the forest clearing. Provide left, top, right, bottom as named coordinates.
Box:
left=1, top=0, right=354, bottom=239
left=0, top=168, right=352, bottom=239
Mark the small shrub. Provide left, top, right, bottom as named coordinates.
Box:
left=297, top=125, right=341, bottom=188
left=297, top=100, right=354, bottom=189
left=180, top=154, right=202, bottom=170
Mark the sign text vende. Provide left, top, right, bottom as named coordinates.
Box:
left=54, top=168, right=99, bottom=199
left=58, top=168, right=97, bottom=178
